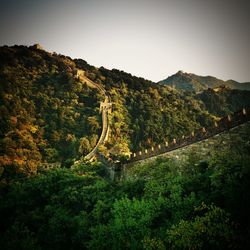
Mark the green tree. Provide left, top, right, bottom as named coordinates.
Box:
left=79, top=137, right=91, bottom=155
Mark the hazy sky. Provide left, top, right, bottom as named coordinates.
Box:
left=0, top=0, right=249, bottom=82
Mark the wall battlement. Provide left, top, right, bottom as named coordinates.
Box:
left=127, top=108, right=250, bottom=164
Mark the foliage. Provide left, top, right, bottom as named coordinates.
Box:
left=196, top=87, right=250, bottom=116
left=1, top=135, right=250, bottom=249
left=0, top=46, right=101, bottom=177
left=166, top=204, right=235, bottom=249
left=1, top=45, right=249, bottom=178
left=1, top=45, right=250, bottom=249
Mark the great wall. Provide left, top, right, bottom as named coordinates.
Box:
left=74, top=70, right=112, bottom=162
left=74, top=72, right=250, bottom=177
left=127, top=107, right=250, bottom=164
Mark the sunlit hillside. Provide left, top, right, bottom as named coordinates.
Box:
left=0, top=45, right=250, bottom=250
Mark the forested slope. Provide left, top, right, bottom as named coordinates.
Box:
left=1, top=45, right=250, bottom=250
left=195, top=87, right=250, bottom=116
left=0, top=123, right=249, bottom=249
left=1, top=45, right=250, bottom=179
left=0, top=45, right=101, bottom=178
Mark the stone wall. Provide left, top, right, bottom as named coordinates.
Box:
left=128, top=108, right=250, bottom=163
left=121, top=121, right=250, bottom=180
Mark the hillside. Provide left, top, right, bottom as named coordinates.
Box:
left=195, top=87, right=250, bottom=116
left=0, top=45, right=207, bottom=177
left=0, top=45, right=102, bottom=176
left=158, top=70, right=250, bottom=92
left=0, top=45, right=250, bottom=250
left=0, top=122, right=249, bottom=250
left=0, top=45, right=250, bottom=179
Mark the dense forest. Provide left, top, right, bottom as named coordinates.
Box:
left=0, top=124, right=250, bottom=249
left=196, top=87, right=250, bottom=116
left=0, top=45, right=250, bottom=249
left=1, top=45, right=250, bottom=178
left=0, top=45, right=102, bottom=178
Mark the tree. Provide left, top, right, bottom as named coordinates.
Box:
left=166, top=204, right=235, bottom=249
left=78, top=137, right=91, bottom=155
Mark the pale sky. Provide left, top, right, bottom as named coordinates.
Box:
left=0, top=0, right=249, bottom=82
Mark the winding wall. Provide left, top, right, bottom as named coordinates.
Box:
left=128, top=107, right=250, bottom=164
left=74, top=71, right=249, bottom=167
left=76, top=70, right=111, bottom=161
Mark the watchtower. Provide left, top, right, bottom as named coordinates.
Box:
left=100, top=101, right=112, bottom=114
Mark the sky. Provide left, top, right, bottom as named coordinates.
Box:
left=0, top=0, right=249, bottom=82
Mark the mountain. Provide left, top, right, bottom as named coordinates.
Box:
left=1, top=45, right=250, bottom=178
left=158, top=70, right=250, bottom=92
left=1, top=45, right=250, bottom=250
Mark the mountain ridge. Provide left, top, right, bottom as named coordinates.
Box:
left=1, top=44, right=250, bottom=177
left=158, top=70, right=250, bottom=92
left=1, top=45, right=250, bottom=250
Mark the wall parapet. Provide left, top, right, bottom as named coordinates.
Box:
left=128, top=108, right=250, bottom=164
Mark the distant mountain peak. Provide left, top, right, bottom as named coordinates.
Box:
left=158, top=72, right=250, bottom=92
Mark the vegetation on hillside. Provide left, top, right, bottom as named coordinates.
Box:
left=95, top=67, right=214, bottom=154
left=0, top=45, right=102, bottom=179
left=1, top=45, right=250, bottom=249
left=0, top=45, right=232, bottom=177
left=196, top=87, right=250, bottom=116
left=0, top=124, right=249, bottom=249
